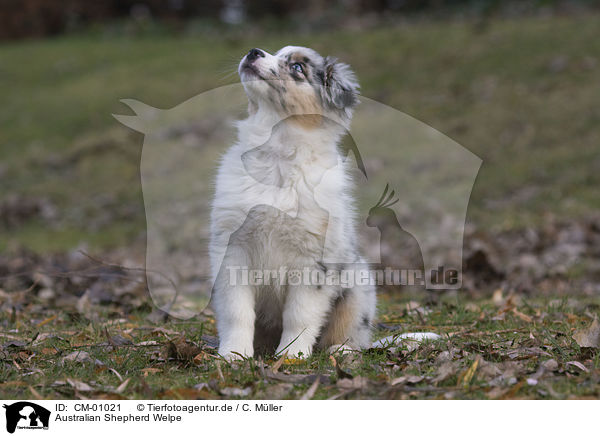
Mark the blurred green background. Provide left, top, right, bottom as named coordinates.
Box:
left=1, top=0, right=599, bottom=255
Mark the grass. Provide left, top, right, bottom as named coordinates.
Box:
left=1, top=292, right=598, bottom=400
left=1, top=13, right=600, bottom=253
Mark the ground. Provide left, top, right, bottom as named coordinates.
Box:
left=1, top=13, right=599, bottom=399
left=1, top=292, right=599, bottom=399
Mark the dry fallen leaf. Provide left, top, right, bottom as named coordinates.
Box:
left=271, top=351, right=288, bottom=373
left=330, top=354, right=353, bottom=379
left=390, top=375, right=424, bottom=386
left=141, top=367, right=162, bottom=377
left=221, top=387, right=252, bottom=397
left=337, top=375, right=368, bottom=390
left=159, top=388, right=212, bottom=399
left=28, top=386, right=43, bottom=400
left=62, top=351, right=92, bottom=363
left=487, top=386, right=509, bottom=399
left=512, top=308, right=533, bottom=323
left=465, top=303, right=481, bottom=313
left=492, top=288, right=503, bottom=305
left=193, top=352, right=208, bottom=364
left=432, top=361, right=459, bottom=384
left=106, top=334, right=133, bottom=347
left=66, top=378, right=94, bottom=392
left=300, top=377, right=320, bottom=400
left=115, top=378, right=131, bottom=394
left=37, top=314, right=57, bottom=328
left=458, top=355, right=482, bottom=387
left=137, top=340, right=159, bottom=346
left=572, top=317, right=600, bottom=348
left=163, top=336, right=203, bottom=361
left=565, top=361, right=589, bottom=373
left=542, top=359, right=559, bottom=372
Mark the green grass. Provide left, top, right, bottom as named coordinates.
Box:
left=1, top=293, right=598, bottom=399
left=1, top=13, right=600, bottom=253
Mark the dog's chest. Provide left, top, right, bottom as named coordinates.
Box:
left=239, top=147, right=340, bottom=239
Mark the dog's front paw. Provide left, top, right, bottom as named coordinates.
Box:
left=219, top=351, right=247, bottom=361
left=276, top=340, right=312, bottom=359
left=218, top=343, right=253, bottom=361
left=328, top=344, right=357, bottom=355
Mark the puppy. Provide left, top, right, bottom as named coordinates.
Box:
left=209, top=46, right=376, bottom=359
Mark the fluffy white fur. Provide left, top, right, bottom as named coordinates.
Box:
left=209, top=46, right=376, bottom=359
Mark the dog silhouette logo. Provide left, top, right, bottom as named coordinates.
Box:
left=3, top=402, right=50, bottom=433
left=113, top=81, right=481, bottom=318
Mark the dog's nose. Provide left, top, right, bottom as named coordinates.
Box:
left=246, top=48, right=265, bottom=62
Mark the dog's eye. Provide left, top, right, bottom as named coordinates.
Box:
left=291, top=63, right=304, bottom=74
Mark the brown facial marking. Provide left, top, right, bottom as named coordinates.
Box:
left=266, top=50, right=326, bottom=128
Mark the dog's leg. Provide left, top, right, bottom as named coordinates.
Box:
left=276, top=286, right=334, bottom=358
left=319, top=282, right=376, bottom=351
left=214, top=282, right=256, bottom=360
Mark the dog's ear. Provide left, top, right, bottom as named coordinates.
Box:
left=320, top=57, right=359, bottom=111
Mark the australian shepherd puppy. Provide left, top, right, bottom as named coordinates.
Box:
left=209, top=46, right=376, bottom=360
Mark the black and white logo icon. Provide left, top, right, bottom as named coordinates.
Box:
left=3, top=402, right=50, bottom=434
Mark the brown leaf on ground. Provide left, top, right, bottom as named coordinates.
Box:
left=221, top=386, right=252, bottom=397
left=93, top=393, right=126, bottom=400
left=390, top=375, right=424, bottom=386
left=28, top=386, right=43, bottom=400
left=565, top=361, right=589, bottom=373
left=512, top=308, right=533, bottom=323
left=2, top=340, right=28, bottom=348
left=162, top=336, right=203, bottom=361
left=255, top=383, right=293, bottom=400
left=192, top=352, right=209, bottom=364
left=62, top=351, right=92, bottom=363
left=432, top=361, right=460, bottom=384
left=141, top=367, right=161, bottom=377
left=487, top=386, right=509, bottom=399
left=136, top=341, right=159, bottom=346
left=542, top=359, right=559, bottom=372
left=300, top=377, right=320, bottom=400
left=458, top=355, right=482, bottom=387
left=106, top=333, right=134, bottom=347
left=271, top=351, right=288, bottom=373
left=264, top=369, right=329, bottom=384
left=506, top=347, right=551, bottom=360
left=573, top=317, right=600, bottom=348
left=1, top=381, right=26, bottom=388
left=158, top=388, right=214, bottom=399
left=114, top=378, right=131, bottom=394
left=500, top=379, right=526, bottom=399
left=337, top=375, right=368, bottom=390
left=330, top=354, right=353, bottom=380
left=66, top=378, right=94, bottom=392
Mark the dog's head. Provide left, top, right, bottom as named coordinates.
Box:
left=238, top=46, right=359, bottom=126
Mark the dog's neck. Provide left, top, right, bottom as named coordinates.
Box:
left=238, top=106, right=349, bottom=156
